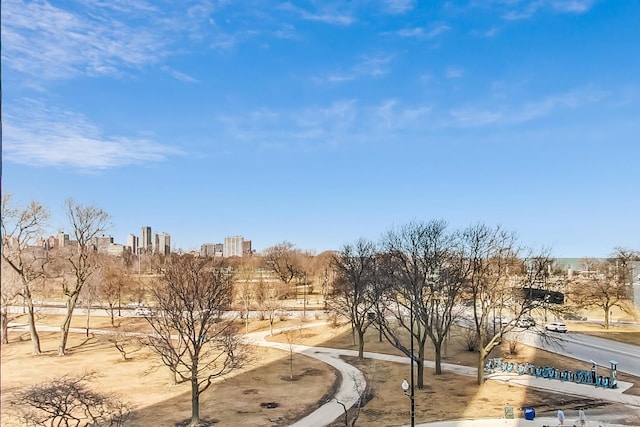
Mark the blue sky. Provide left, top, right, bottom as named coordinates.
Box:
left=2, top=0, right=639, bottom=257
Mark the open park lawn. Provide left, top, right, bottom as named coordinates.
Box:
left=1, top=316, right=337, bottom=427
left=2, top=314, right=640, bottom=426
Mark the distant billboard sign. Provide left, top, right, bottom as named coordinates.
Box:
left=522, top=288, right=564, bottom=304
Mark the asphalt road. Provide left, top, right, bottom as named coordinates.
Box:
left=508, top=328, right=640, bottom=377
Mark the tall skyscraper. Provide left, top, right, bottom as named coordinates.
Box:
left=127, top=234, right=138, bottom=254
left=155, top=232, right=171, bottom=256
left=223, top=236, right=244, bottom=258
left=141, top=226, right=152, bottom=253
left=243, top=240, right=252, bottom=256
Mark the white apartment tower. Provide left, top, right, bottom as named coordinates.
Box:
left=223, top=236, right=244, bottom=258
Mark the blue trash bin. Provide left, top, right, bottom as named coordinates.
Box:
left=524, top=407, right=535, bottom=420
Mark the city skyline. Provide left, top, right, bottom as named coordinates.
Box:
left=2, top=1, right=639, bottom=257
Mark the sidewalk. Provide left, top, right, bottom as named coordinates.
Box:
left=413, top=416, right=632, bottom=426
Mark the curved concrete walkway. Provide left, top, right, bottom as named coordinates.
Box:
left=245, top=323, right=640, bottom=427
left=244, top=323, right=366, bottom=427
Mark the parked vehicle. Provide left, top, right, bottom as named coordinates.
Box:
left=545, top=322, right=568, bottom=333
left=563, top=312, right=587, bottom=321
left=517, top=317, right=536, bottom=327
left=134, top=307, right=153, bottom=317
left=274, top=309, right=293, bottom=317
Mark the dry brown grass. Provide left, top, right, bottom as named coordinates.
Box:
left=1, top=317, right=336, bottom=427
left=2, top=314, right=639, bottom=427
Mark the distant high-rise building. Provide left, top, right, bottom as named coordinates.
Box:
left=57, top=230, right=69, bottom=247
left=214, top=243, right=223, bottom=257
left=243, top=240, right=252, bottom=256
left=141, top=226, right=152, bottom=253
left=155, top=232, right=171, bottom=255
left=94, top=235, right=114, bottom=253
left=127, top=234, right=139, bottom=254
left=223, top=236, right=244, bottom=257
left=201, top=243, right=224, bottom=257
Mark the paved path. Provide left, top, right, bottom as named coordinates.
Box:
left=413, top=416, right=631, bottom=426
left=246, top=323, right=640, bottom=427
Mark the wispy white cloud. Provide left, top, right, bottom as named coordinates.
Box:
left=372, top=100, right=433, bottom=130
left=445, top=67, right=464, bottom=78
left=314, top=54, right=393, bottom=83
left=161, top=66, right=200, bottom=83
left=1, top=0, right=167, bottom=80
left=381, top=0, right=416, bottom=14
left=449, top=86, right=607, bottom=127
left=495, top=0, right=597, bottom=20
left=215, top=99, right=433, bottom=149
left=471, top=27, right=499, bottom=37
left=395, top=24, right=451, bottom=39
left=549, top=0, right=596, bottom=13
left=3, top=100, right=179, bottom=170
left=278, top=2, right=355, bottom=25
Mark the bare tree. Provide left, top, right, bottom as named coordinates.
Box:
left=330, top=238, right=378, bottom=359
left=108, top=326, right=143, bottom=361
left=234, top=259, right=258, bottom=334
left=143, top=255, right=248, bottom=427
left=255, top=271, right=288, bottom=336
left=1, top=194, right=50, bottom=354
left=332, top=372, right=368, bottom=427
left=570, top=257, right=632, bottom=328
left=375, top=220, right=460, bottom=387
left=262, top=241, right=301, bottom=297
left=461, top=223, right=555, bottom=385
left=58, top=199, right=111, bottom=356
left=96, top=256, right=129, bottom=327
left=1, top=262, right=22, bottom=344
left=9, top=373, right=132, bottom=427
left=284, top=325, right=302, bottom=380
left=610, top=247, right=640, bottom=286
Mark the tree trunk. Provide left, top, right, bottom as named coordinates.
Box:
left=416, top=344, right=425, bottom=389
left=434, top=343, right=442, bottom=375
left=191, top=373, right=200, bottom=426
left=604, top=305, right=610, bottom=329
left=1, top=311, right=9, bottom=345
left=290, top=351, right=294, bottom=379
left=357, top=329, right=365, bottom=359
left=25, top=294, right=42, bottom=355
left=59, top=293, right=80, bottom=356
left=477, top=347, right=488, bottom=385
left=169, top=367, right=177, bottom=385
left=269, top=315, right=274, bottom=336
left=85, top=302, right=91, bottom=337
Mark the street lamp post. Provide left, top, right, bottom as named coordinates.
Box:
left=409, top=299, right=415, bottom=427
left=401, top=300, right=415, bottom=427
left=303, top=272, right=307, bottom=319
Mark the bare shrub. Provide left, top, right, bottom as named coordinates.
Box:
left=460, top=327, right=479, bottom=352
left=508, top=339, right=519, bottom=355
left=9, top=373, right=132, bottom=426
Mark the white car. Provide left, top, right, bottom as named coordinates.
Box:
left=517, top=317, right=536, bottom=327
left=545, top=322, right=568, bottom=333
left=134, top=307, right=153, bottom=317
